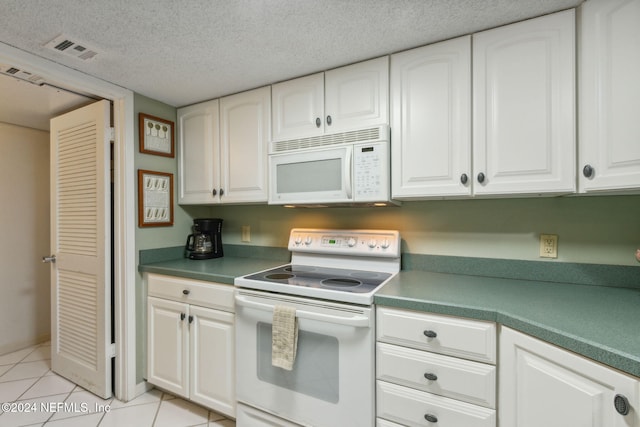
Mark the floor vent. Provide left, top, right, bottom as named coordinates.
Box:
left=44, top=34, right=99, bottom=61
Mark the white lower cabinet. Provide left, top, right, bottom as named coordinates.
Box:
left=500, top=327, right=640, bottom=427
left=376, top=307, right=496, bottom=426
left=146, top=274, right=235, bottom=417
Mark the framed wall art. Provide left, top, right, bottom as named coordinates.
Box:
left=139, top=113, right=175, bottom=157
left=138, top=169, right=174, bottom=227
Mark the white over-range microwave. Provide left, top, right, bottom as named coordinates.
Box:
left=268, top=125, right=397, bottom=206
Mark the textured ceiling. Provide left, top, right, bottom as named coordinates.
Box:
left=0, top=0, right=582, bottom=108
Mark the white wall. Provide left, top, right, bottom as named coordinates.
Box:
left=0, top=122, right=51, bottom=354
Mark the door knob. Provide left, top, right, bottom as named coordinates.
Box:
left=42, top=255, right=56, bottom=263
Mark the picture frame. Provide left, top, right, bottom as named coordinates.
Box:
left=138, top=169, right=174, bottom=227
left=139, top=113, right=175, bottom=157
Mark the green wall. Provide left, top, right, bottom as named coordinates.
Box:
left=134, top=94, right=191, bottom=384
left=187, top=195, right=640, bottom=267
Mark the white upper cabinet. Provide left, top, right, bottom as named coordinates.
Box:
left=391, top=36, right=472, bottom=199
left=177, top=87, right=270, bottom=205
left=272, top=56, right=389, bottom=141
left=271, top=73, right=324, bottom=141
left=219, top=86, right=271, bottom=203
left=177, top=99, right=220, bottom=204
left=579, top=0, right=640, bottom=193
left=473, top=10, right=576, bottom=196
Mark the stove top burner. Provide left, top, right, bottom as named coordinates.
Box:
left=244, top=264, right=391, bottom=294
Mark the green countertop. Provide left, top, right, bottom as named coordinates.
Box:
left=138, top=256, right=286, bottom=285
left=375, top=270, right=640, bottom=378
left=138, top=248, right=640, bottom=378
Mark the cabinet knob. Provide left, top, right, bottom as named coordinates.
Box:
left=180, top=313, right=186, bottom=321
left=614, top=394, right=630, bottom=416
left=423, top=330, right=437, bottom=339
left=460, top=173, right=468, bottom=185
left=182, top=289, right=190, bottom=295
left=424, top=373, right=438, bottom=381
left=188, top=315, right=194, bottom=324
left=212, top=189, right=217, bottom=196
left=326, top=115, right=332, bottom=126
left=220, top=188, right=224, bottom=196
left=424, top=414, right=438, bottom=423
left=315, top=117, right=321, bottom=128
left=583, top=164, right=595, bottom=178
left=477, top=172, right=486, bottom=183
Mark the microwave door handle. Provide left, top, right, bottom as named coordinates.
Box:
left=345, top=148, right=353, bottom=199
left=235, top=294, right=370, bottom=328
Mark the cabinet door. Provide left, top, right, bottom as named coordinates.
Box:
left=147, top=297, right=189, bottom=398
left=579, top=0, right=640, bottom=192
left=189, top=305, right=235, bottom=417
left=220, top=86, right=270, bottom=203
left=391, top=36, right=471, bottom=199
left=177, top=99, right=221, bottom=204
left=500, top=327, right=640, bottom=427
left=271, top=73, right=324, bottom=141
left=473, top=10, right=576, bottom=196
left=325, top=56, right=389, bottom=133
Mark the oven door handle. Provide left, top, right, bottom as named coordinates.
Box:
left=235, top=294, right=371, bottom=328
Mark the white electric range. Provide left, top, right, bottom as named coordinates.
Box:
left=234, top=228, right=401, bottom=427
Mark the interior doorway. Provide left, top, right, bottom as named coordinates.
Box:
left=0, top=42, right=138, bottom=401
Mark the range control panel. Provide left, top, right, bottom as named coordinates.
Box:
left=288, top=228, right=400, bottom=258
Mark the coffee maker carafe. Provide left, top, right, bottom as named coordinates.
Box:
left=185, top=218, right=223, bottom=260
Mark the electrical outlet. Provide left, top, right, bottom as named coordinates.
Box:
left=241, top=225, right=251, bottom=242
left=539, top=234, right=558, bottom=258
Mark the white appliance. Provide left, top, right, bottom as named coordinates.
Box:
left=268, top=125, right=396, bottom=206
left=234, top=228, right=401, bottom=427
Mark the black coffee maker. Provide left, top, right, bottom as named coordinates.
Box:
left=185, top=218, right=223, bottom=260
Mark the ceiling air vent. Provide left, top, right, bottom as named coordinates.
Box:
left=0, top=63, right=46, bottom=84
left=44, top=34, right=99, bottom=61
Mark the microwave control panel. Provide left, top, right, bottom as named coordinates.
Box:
left=353, top=142, right=389, bottom=201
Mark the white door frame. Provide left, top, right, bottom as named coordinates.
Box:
left=0, top=42, right=138, bottom=401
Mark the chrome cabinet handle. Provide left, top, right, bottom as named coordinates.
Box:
left=188, top=315, right=194, bottom=324
left=42, top=255, right=56, bottom=263
left=424, top=373, right=438, bottom=381
left=212, top=189, right=217, bottom=196
left=460, top=173, right=468, bottom=185
left=423, top=330, right=437, bottom=338
left=614, top=394, right=630, bottom=416
left=180, top=313, right=186, bottom=321
left=424, top=414, right=438, bottom=423
left=220, top=188, right=224, bottom=196
left=477, top=172, right=486, bottom=183
left=182, top=289, right=190, bottom=295
left=326, top=115, right=332, bottom=126
left=583, top=164, right=595, bottom=178
left=315, top=117, right=321, bottom=128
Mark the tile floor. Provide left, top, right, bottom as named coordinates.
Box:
left=0, top=342, right=235, bottom=427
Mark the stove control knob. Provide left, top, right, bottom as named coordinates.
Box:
left=381, top=239, right=390, bottom=249
left=347, top=237, right=357, bottom=247
left=294, top=235, right=302, bottom=245
left=304, top=236, right=313, bottom=246
left=368, top=239, right=377, bottom=249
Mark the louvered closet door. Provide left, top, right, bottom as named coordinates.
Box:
left=49, top=100, right=112, bottom=399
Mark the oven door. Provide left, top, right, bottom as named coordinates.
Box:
left=268, top=145, right=353, bottom=205
left=235, top=289, right=374, bottom=427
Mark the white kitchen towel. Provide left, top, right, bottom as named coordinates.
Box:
left=272, top=305, right=298, bottom=370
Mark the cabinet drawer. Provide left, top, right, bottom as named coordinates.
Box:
left=377, top=342, right=496, bottom=408
left=147, top=273, right=234, bottom=312
left=377, top=380, right=496, bottom=427
left=377, top=307, right=496, bottom=363
left=377, top=418, right=405, bottom=427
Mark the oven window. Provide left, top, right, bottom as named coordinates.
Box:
left=276, top=158, right=342, bottom=193
left=256, top=322, right=339, bottom=403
